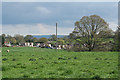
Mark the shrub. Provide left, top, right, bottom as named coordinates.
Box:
left=29, top=58, right=36, bottom=61
left=92, top=75, right=101, bottom=80
left=2, top=58, right=7, bottom=61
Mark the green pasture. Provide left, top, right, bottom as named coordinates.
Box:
left=2, top=47, right=118, bottom=78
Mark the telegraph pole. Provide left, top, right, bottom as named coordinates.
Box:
left=56, top=22, right=57, bottom=50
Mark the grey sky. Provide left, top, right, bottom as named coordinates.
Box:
left=2, top=2, right=118, bottom=36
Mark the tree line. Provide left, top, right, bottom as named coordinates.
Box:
left=0, top=15, right=119, bottom=51
left=0, top=34, right=48, bottom=45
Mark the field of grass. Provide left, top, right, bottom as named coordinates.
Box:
left=0, top=47, right=2, bottom=79
left=2, top=47, right=118, bottom=78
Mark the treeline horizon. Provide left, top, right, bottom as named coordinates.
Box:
left=0, top=15, right=120, bottom=52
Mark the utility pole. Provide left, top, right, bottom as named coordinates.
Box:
left=56, top=22, right=57, bottom=50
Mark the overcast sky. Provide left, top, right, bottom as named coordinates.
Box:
left=2, top=2, right=118, bottom=36
left=2, top=0, right=120, bottom=2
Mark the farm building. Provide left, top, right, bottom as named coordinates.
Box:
left=35, top=42, right=46, bottom=48
left=19, top=42, right=34, bottom=47
left=25, top=42, right=34, bottom=47
left=4, top=41, right=11, bottom=47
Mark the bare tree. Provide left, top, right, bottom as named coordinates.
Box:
left=74, top=15, right=111, bottom=51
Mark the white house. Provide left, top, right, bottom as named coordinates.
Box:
left=25, top=42, right=33, bottom=47
left=36, top=43, right=40, bottom=47
left=4, top=42, right=11, bottom=47
left=48, top=43, right=52, bottom=47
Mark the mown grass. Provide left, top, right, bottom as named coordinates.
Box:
left=2, top=47, right=118, bottom=78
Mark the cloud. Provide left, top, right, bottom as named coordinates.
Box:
left=2, top=0, right=120, bottom=2
left=2, top=22, right=117, bottom=36
left=2, top=23, right=73, bottom=36
left=2, top=2, right=118, bottom=35
left=3, top=2, right=117, bottom=25
left=37, top=24, right=55, bottom=34
left=36, top=6, right=51, bottom=15
left=63, top=20, right=74, bottom=24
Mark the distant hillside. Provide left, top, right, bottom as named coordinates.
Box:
left=33, top=35, right=68, bottom=39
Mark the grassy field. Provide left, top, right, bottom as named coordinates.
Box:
left=2, top=47, right=118, bottom=78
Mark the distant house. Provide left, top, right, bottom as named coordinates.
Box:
left=35, top=41, right=53, bottom=48
left=4, top=41, right=11, bottom=47
left=54, top=44, right=66, bottom=50
left=48, top=43, right=52, bottom=47
left=36, top=42, right=46, bottom=48
left=19, top=43, right=25, bottom=46
left=57, top=45, right=62, bottom=49
left=64, top=44, right=72, bottom=50
left=19, top=42, right=34, bottom=47
left=36, top=43, right=40, bottom=47
left=47, top=41, right=52, bottom=47
left=35, top=41, right=68, bottom=49
left=25, top=42, right=33, bottom=47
